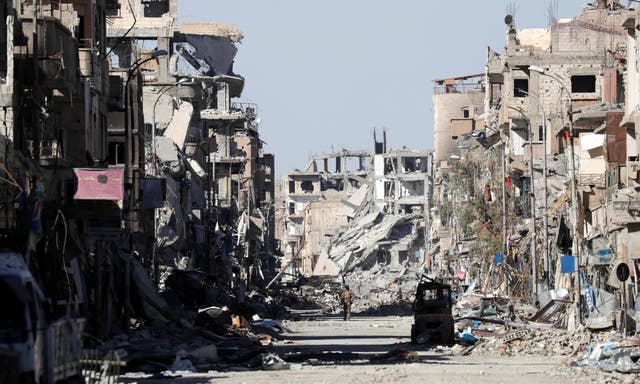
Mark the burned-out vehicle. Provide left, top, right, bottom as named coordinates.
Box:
left=0, top=253, right=83, bottom=383
left=410, top=276, right=454, bottom=344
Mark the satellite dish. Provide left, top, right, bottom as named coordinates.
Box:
left=505, top=15, right=513, bottom=25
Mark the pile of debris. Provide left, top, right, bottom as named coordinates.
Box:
left=88, top=309, right=294, bottom=378
left=273, top=278, right=342, bottom=318
left=260, top=263, right=422, bottom=319
left=441, top=283, right=640, bottom=379
left=78, top=264, right=310, bottom=379
left=344, top=264, right=419, bottom=315
left=576, top=339, right=640, bottom=374
left=469, top=328, right=596, bottom=357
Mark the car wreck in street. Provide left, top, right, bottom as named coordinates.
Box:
left=411, top=276, right=454, bottom=345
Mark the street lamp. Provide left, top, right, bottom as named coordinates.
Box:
left=149, top=78, right=189, bottom=285
left=514, top=91, right=538, bottom=299
left=122, top=48, right=168, bottom=286
left=519, top=89, right=550, bottom=292
left=124, top=49, right=169, bottom=178
left=529, top=65, right=581, bottom=316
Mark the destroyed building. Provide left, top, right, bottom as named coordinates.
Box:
left=277, top=149, right=373, bottom=276
left=0, top=0, right=118, bottom=335
left=0, top=1, right=276, bottom=378
left=430, top=0, right=640, bottom=332
left=276, top=133, right=433, bottom=279
left=105, top=0, right=276, bottom=307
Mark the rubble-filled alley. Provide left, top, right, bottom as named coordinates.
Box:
left=4, top=1, right=640, bottom=383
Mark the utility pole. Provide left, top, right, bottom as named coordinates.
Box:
left=523, top=90, right=550, bottom=290
left=517, top=87, right=539, bottom=301
left=529, top=65, right=580, bottom=320
left=501, top=137, right=509, bottom=295
left=528, top=118, right=538, bottom=301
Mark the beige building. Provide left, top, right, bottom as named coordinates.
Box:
left=433, top=74, right=486, bottom=164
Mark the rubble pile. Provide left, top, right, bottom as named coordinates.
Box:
left=469, top=328, right=594, bottom=357
left=88, top=304, right=294, bottom=377
left=576, top=339, right=640, bottom=373
left=344, top=264, right=419, bottom=315
left=273, top=281, right=338, bottom=318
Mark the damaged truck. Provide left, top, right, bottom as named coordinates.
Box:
left=411, top=276, right=454, bottom=345
left=0, top=253, right=83, bottom=384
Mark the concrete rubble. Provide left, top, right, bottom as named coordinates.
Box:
left=6, top=0, right=640, bottom=383
left=421, top=0, right=640, bottom=380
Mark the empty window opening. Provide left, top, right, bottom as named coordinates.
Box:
left=463, top=109, right=470, bottom=118
left=288, top=202, right=295, bottom=215
left=142, top=0, right=170, bottom=17
left=107, top=142, right=124, bottom=165
left=571, top=75, right=596, bottom=93
left=513, top=79, right=528, bottom=97
left=538, top=125, right=543, bottom=142
left=288, top=180, right=295, bottom=194
left=300, top=181, right=314, bottom=193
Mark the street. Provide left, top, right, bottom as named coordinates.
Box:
left=122, top=316, right=586, bottom=384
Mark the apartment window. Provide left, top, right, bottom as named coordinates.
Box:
left=288, top=202, right=296, bottom=215
left=571, top=75, right=596, bottom=93
left=463, top=109, right=470, bottom=118
left=538, top=125, right=543, bottom=142
left=107, top=142, right=124, bottom=165
left=513, top=79, right=528, bottom=97
left=142, top=0, right=170, bottom=17
left=300, top=181, right=314, bottom=193
left=105, top=2, right=121, bottom=17
left=288, top=180, right=295, bottom=194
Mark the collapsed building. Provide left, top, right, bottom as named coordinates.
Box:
left=276, top=133, right=433, bottom=280
left=431, top=0, right=640, bottom=331
left=106, top=0, right=276, bottom=303
left=0, top=1, right=276, bottom=377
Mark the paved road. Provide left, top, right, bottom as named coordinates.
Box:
left=123, top=315, right=590, bottom=383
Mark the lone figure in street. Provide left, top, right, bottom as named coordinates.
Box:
left=341, top=285, right=354, bottom=321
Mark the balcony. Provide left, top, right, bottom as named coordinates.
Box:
left=18, top=17, right=79, bottom=89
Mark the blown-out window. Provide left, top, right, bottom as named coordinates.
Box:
left=514, top=79, right=528, bottom=97
left=571, top=75, right=596, bottom=93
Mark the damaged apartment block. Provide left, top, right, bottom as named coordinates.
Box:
left=275, top=132, right=433, bottom=281
left=105, top=0, right=276, bottom=318
left=430, top=0, right=640, bottom=336
left=0, top=0, right=276, bottom=381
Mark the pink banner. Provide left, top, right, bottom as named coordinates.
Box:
left=74, top=169, right=124, bottom=200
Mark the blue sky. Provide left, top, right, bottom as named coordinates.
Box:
left=180, top=0, right=587, bottom=174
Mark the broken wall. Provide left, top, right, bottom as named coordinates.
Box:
left=551, top=9, right=629, bottom=54
left=107, top=0, right=176, bottom=38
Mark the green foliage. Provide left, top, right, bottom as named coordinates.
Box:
left=437, top=149, right=505, bottom=258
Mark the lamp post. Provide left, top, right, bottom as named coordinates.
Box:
left=123, top=49, right=167, bottom=290
left=520, top=89, right=550, bottom=291
left=529, top=65, right=580, bottom=317
left=124, top=50, right=170, bottom=169
left=124, top=49, right=169, bottom=193
left=516, top=91, right=538, bottom=300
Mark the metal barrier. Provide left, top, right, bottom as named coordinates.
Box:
left=50, top=318, right=85, bottom=383
left=80, top=350, right=124, bottom=384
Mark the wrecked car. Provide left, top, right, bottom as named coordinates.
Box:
left=0, top=253, right=83, bottom=383
left=410, top=276, right=454, bottom=345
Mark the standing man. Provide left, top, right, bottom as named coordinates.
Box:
left=341, top=285, right=354, bottom=321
